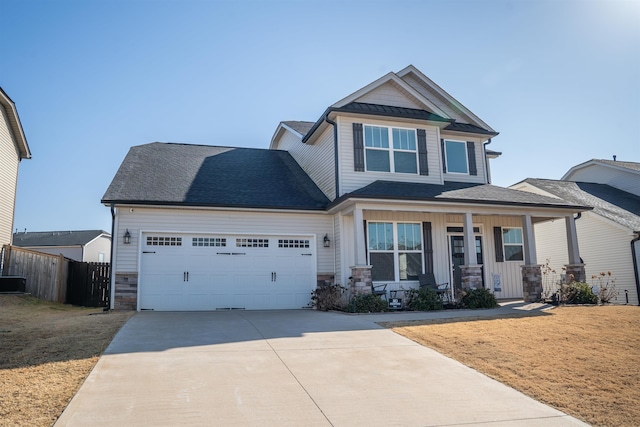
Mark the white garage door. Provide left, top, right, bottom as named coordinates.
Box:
left=139, top=233, right=316, bottom=311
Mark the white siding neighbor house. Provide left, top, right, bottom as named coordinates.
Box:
left=103, top=65, right=590, bottom=311
left=0, top=88, right=31, bottom=248
left=12, top=230, right=112, bottom=262
left=512, top=159, right=640, bottom=305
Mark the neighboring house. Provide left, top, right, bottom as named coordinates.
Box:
left=103, top=65, right=590, bottom=311
left=512, top=159, right=640, bottom=305
left=0, top=88, right=31, bottom=248
left=12, top=230, right=112, bottom=262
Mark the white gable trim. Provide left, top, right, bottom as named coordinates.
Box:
left=331, top=72, right=451, bottom=119
left=0, top=88, right=31, bottom=159
left=397, top=65, right=496, bottom=133
left=269, top=122, right=303, bottom=150
left=562, top=159, right=640, bottom=181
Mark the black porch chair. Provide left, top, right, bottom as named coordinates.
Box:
left=418, top=273, right=450, bottom=302
left=371, top=283, right=387, bottom=301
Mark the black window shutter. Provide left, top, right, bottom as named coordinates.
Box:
left=417, top=129, right=428, bottom=176
left=353, top=123, right=364, bottom=172
left=423, top=222, right=434, bottom=274
left=493, top=227, right=504, bottom=262
left=440, top=139, right=447, bottom=173
left=467, top=141, right=477, bottom=176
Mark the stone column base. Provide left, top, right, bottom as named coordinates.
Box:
left=460, top=265, right=483, bottom=289
left=564, top=264, right=586, bottom=283
left=349, top=266, right=372, bottom=297
left=114, top=272, right=138, bottom=310
left=521, top=264, right=542, bottom=303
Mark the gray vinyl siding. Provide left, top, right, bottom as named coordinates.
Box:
left=276, top=127, right=336, bottom=200
left=114, top=207, right=333, bottom=275
left=535, top=212, right=639, bottom=305
left=568, top=164, right=640, bottom=197
left=338, top=116, right=443, bottom=196
left=333, top=214, right=342, bottom=285
left=0, top=104, right=20, bottom=247
left=355, top=81, right=423, bottom=109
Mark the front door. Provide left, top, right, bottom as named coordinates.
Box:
left=449, top=235, right=484, bottom=293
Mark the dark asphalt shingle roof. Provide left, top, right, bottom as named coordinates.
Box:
left=592, top=159, right=640, bottom=173
left=523, top=179, right=640, bottom=231
left=12, top=230, right=109, bottom=247
left=333, top=180, right=590, bottom=209
left=102, top=143, right=330, bottom=210
left=334, top=102, right=453, bottom=123
left=444, top=122, right=498, bottom=136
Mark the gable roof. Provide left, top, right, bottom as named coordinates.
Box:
left=331, top=180, right=590, bottom=211
left=12, top=230, right=109, bottom=247
left=522, top=178, right=640, bottom=231
left=281, top=121, right=314, bottom=136
left=0, top=87, right=31, bottom=160
left=102, top=142, right=330, bottom=210
left=562, top=159, right=640, bottom=180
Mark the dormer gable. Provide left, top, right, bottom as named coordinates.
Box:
left=269, top=121, right=314, bottom=150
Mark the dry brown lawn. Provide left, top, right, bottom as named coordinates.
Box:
left=0, top=295, right=133, bottom=427
left=384, top=305, right=640, bottom=427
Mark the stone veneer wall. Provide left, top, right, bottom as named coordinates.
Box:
left=521, top=265, right=542, bottom=303
left=317, top=274, right=335, bottom=287
left=564, top=264, right=586, bottom=283
left=114, top=272, right=138, bottom=310
left=349, top=266, right=372, bottom=297
left=460, top=265, right=483, bottom=289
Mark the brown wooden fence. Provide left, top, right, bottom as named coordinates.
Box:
left=1, top=244, right=69, bottom=303
left=1, top=245, right=110, bottom=307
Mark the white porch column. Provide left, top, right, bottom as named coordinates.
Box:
left=353, top=206, right=367, bottom=266
left=565, top=215, right=581, bottom=265
left=463, top=212, right=476, bottom=266
left=522, top=214, right=538, bottom=265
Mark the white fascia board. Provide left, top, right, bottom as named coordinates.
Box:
left=269, top=122, right=304, bottom=150
left=331, top=72, right=451, bottom=119
left=0, top=88, right=31, bottom=159
left=328, top=197, right=586, bottom=217
left=562, top=159, right=640, bottom=181
left=396, top=65, right=496, bottom=133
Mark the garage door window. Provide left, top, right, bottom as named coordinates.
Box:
left=278, top=239, right=310, bottom=248
left=236, top=238, right=269, bottom=248
left=146, top=236, right=182, bottom=246
left=192, top=237, right=226, bottom=247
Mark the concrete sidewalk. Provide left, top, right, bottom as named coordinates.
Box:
left=55, top=307, right=586, bottom=426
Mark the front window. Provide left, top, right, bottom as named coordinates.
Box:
left=444, top=140, right=468, bottom=174
left=502, top=228, right=524, bottom=261
left=364, top=125, right=417, bottom=174
left=368, top=222, right=423, bottom=282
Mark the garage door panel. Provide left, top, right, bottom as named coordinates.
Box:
left=140, top=233, right=316, bottom=311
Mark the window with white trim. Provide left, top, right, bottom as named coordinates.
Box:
left=146, top=236, right=182, bottom=246
left=278, top=239, right=310, bottom=248
left=502, top=228, right=524, bottom=261
left=444, top=140, right=469, bottom=174
left=364, top=125, right=418, bottom=174
left=368, top=222, right=423, bottom=282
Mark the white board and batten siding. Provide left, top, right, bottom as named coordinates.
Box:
left=535, top=212, right=639, bottom=305
left=277, top=127, right=336, bottom=200
left=0, top=104, right=20, bottom=247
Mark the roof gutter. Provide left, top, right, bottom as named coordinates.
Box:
left=483, top=138, right=492, bottom=184
left=106, top=203, right=116, bottom=312
left=631, top=232, right=640, bottom=306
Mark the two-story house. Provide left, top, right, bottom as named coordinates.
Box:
left=512, top=159, right=640, bottom=305
left=103, top=65, right=590, bottom=311
left=0, top=88, right=31, bottom=249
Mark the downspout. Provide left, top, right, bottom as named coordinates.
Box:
left=324, top=112, right=339, bottom=197
left=631, top=232, right=640, bottom=306
left=483, top=138, right=492, bottom=184
left=107, top=203, right=116, bottom=311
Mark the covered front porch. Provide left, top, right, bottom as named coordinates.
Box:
left=332, top=199, right=589, bottom=304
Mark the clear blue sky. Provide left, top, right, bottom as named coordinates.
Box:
left=3, top=0, right=639, bottom=233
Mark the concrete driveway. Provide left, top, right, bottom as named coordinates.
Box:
left=55, top=309, right=587, bottom=426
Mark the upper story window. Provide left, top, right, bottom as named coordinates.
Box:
left=441, top=139, right=478, bottom=176
left=364, top=125, right=418, bottom=174
left=444, top=140, right=469, bottom=174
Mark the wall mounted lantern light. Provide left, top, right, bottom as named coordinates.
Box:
left=323, top=234, right=330, bottom=248
left=123, top=229, right=131, bottom=245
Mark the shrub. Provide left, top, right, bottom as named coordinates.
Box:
left=405, top=287, right=443, bottom=311
left=346, top=293, right=388, bottom=313
left=460, top=288, right=498, bottom=309
left=560, top=281, right=598, bottom=305
left=310, top=283, right=346, bottom=311
left=590, top=271, right=618, bottom=304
